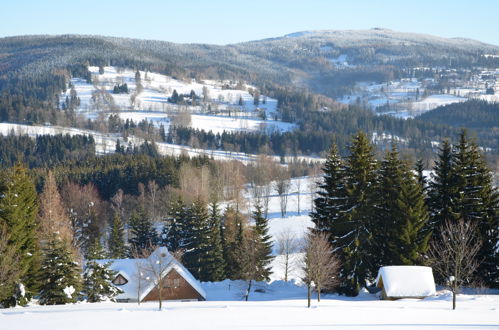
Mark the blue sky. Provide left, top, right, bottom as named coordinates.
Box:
left=1, top=0, right=498, bottom=45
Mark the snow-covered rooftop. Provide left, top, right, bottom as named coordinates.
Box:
left=97, top=247, right=206, bottom=302
left=376, top=266, right=436, bottom=298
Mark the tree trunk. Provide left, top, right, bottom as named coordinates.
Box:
left=317, top=284, right=321, bottom=302
left=284, top=255, right=289, bottom=282
left=452, top=286, right=456, bottom=310
left=245, top=280, right=252, bottom=302
left=158, top=287, right=162, bottom=311
left=307, top=284, right=311, bottom=308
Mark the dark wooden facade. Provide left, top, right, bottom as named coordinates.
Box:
left=143, top=269, right=205, bottom=301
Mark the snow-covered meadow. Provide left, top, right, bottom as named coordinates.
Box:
left=61, top=66, right=295, bottom=134
left=2, top=289, right=497, bottom=330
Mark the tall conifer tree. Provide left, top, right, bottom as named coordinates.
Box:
left=129, top=208, right=157, bottom=254
left=311, top=143, right=347, bottom=236
left=428, top=140, right=458, bottom=238
left=183, top=200, right=212, bottom=281
left=108, top=213, right=127, bottom=259
left=204, top=201, right=226, bottom=281
left=83, top=240, right=121, bottom=302
left=451, top=131, right=498, bottom=287
left=338, top=131, right=378, bottom=296
left=0, top=165, right=40, bottom=306
left=252, top=203, right=273, bottom=281
left=39, top=234, right=82, bottom=305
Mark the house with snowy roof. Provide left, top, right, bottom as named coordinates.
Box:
left=375, top=266, right=436, bottom=300
left=97, top=247, right=206, bottom=303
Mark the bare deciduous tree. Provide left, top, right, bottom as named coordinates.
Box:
left=294, top=178, right=302, bottom=215
left=274, top=168, right=291, bottom=217
left=428, top=219, right=482, bottom=310
left=307, top=164, right=321, bottom=213
left=276, top=229, right=299, bottom=282
left=61, top=182, right=106, bottom=257
left=301, top=232, right=340, bottom=308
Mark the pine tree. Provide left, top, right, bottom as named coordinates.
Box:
left=0, top=165, right=40, bottom=306
left=108, top=213, right=127, bottom=259
left=129, top=208, right=157, bottom=254
left=338, top=131, right=378, bottom=296
left=252, top=203, right=273, bottom=281
left=83, top=240, right=121, bottom=302
left=310, top=143, right=347, bottom=236
left=39, top=234, right=82, bottom=305
left=204, top=201, right=226, bottom=281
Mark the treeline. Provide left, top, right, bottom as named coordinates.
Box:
left=419, top=100, right=499, bottom=150
left=0, top=134, right=95, bottom=168
left=312, top=130, right=498, bottom=295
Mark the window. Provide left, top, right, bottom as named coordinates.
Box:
left=173, top=279, right=180, bottom=288
left=112, top=274, right=128, bottom=286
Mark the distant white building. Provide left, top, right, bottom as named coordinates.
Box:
left=97, top=247, right=206, bottom=303
left=376, top=266, right=436, bottom=300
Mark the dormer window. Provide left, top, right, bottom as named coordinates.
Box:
left=113, top=274, right=128, bottom=286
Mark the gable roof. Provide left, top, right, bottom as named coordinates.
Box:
left=97, top=247, right=206, bottom=301
left=376, top=266, right=436, bottom=298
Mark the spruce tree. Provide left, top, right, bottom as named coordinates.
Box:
left=204, top=201, right=226, bottom=281
left=83, top=240, right=121, bottom=302
left=108, top=213, right=127, bottom=259
left=310, top=143, right=347, bottom=236
left=451, top=131, right=498, bottom=287
left=39, top=234, right=82, bottom=305
left=388, top=172, right=431, bottom=265
left=338, top=131, right=378, bottom=296
left=373, top=144, right=405, bottom=267
left=428, top=140, right=458, bottom=238
left=159, top=198, right=186, bottom=252
left=183, top=200, right=212, bottom=281
left=415, top=158, right=427, bottom=191
left=252, top=203, right=273, bottom=281
left=129, top=208, right=157, bottom=254
left=0, top=165, right=40, bottom=306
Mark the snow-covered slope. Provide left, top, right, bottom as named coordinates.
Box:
left=62, top=66, right=294, bottom=134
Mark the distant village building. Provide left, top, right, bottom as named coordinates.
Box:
left=98, top=247, right=206, bottom=303
left=376, top=266, right=436, bottom=300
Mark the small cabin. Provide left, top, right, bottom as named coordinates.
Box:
left=98, top=247, right=206, bottom=302
left=376, top=266, right=436, bottom=300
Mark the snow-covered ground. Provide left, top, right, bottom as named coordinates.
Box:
left=338, top=79, right=474, bottom=119
left=62, top=66, right=294, bottom=134
left=2, top=290, right=497, bottom=330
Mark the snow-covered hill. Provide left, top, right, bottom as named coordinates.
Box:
left=62, top=66, right=295, bottom=134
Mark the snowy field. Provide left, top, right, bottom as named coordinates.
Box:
left=61, top=66, right=295, bottom=134
left=1, top=290, right=497, bottom=330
